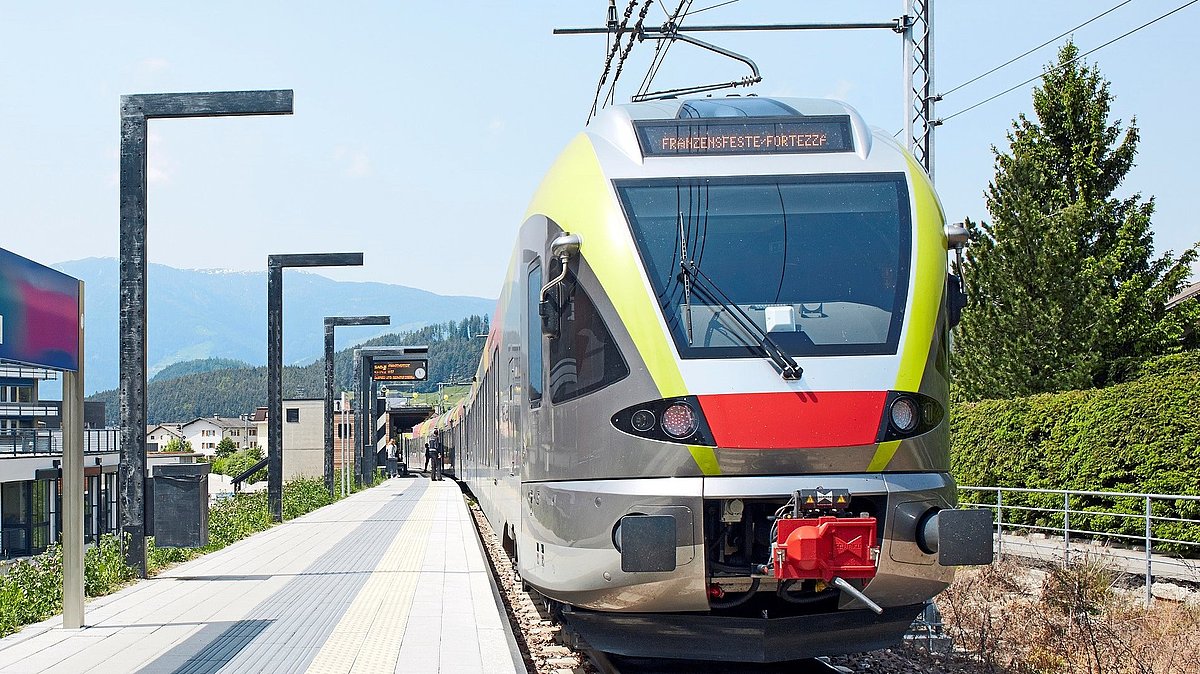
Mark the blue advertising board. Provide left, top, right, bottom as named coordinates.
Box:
left=0, top=247, right=81, bottom=371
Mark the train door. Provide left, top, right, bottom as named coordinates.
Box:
left=524, top=258, right=545, bottom=481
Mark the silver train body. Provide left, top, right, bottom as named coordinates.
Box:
left=412, top=97, right=990, bottom=662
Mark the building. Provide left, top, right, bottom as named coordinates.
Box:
left=1166, top=281, right=1200, bottom=310
left=0, top=364, right=119, bottom=560
left=177, top=415, right=258, bottom=455
left=252, top=399, right=357, bottom=481
left=145, top=423, right=183, bottom=452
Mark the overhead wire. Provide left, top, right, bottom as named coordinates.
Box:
left=604, top=0, right=656, bottom=107
left=939, top=0, right=1135, bottom=98
left=588, top=0, right=639, bottom=124
left=939, top=0, right=1200, bottom=124
left=636, top=0, right=695, bottom=98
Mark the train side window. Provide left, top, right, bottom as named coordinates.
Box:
left=527, top=261, right=544, bottom=405
left=548, top=267, right=629, bottom=404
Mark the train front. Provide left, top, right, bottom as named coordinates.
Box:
left=522, top=96, right=992, bottom=662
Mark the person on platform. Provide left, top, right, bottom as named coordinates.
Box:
left=385, top=437, right=398, bottom=478
left=423, top=442, right=433, bottom=473
left=430, top=441, right=444, bottom=481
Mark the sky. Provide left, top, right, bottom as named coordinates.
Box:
left=2, top=1, right=1197, bottom=299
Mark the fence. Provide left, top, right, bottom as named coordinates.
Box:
left=959, top=486, right=1200, bottom=605
left=0, top=428, right=119, bottom=455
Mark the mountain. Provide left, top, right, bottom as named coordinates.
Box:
left=52, top=258, right=494, bottom=395
left=150, top=358, right=252, bottom=383
left=87, top=317, right=489, bottom=425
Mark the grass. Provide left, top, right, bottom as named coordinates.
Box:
left=938, top=556, right=1200, bottom=673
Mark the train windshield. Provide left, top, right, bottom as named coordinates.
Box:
left=615, top=173, right=911, bottom=359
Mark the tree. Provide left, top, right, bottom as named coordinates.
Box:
left=214, top=436, right=238, bottom=458
left=954, top=42, right=1197, bottom=401
left=160, top=437, right=193, bottom=453
left=212, top=446, right=265, bottom=483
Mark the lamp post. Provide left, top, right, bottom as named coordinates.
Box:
left=238, top=413, right=250, bottom=450
left=267, top=253, right=364, bottom=522
left=119, top=89, right=293, bottom=576
left=323, top=315, right=389, bottom=497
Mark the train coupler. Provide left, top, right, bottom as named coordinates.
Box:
left=772, top=514, right=879, bottom=582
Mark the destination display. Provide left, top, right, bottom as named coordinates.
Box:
left=634, top=115, right=854, bottom=157
left=372, top=359, right=428, bottom=382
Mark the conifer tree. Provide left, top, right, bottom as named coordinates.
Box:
left=954, top=42, right=1197, bottom=400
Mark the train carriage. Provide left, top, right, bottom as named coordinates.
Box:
left=414, top=96, right=991, bottom=662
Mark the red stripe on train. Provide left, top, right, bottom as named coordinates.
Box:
left=696, top=391, right=887, bottom=449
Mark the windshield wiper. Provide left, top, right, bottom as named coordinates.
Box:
left=680, top=259, right=803, bottom=380
left=678, top=212, right=694, bottom=345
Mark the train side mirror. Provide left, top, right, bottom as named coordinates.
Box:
left=944, top=223, right=969, bottom=249
left=945, top=223, right=970, bottom=329
left=550, top=233, right=582, bottom=260
left=539, top=233, right=582, bottom=338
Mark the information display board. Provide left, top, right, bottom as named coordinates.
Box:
left=633, top=115, right=854, bottom=157
left=0, top=247, right=81, bottom=371
left=372, top=359, right=428, bottom=382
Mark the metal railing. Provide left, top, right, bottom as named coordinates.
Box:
left=960, top=486, right=1200, bottom=605
left=0, top=429, right=120, bottom=455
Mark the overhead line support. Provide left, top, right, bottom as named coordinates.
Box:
left=555, top=21, right=905, bottom=35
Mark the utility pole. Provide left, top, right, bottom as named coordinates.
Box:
left=904, top=0, right=936, bottom=178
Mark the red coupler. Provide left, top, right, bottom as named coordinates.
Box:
left=773, top=516, right=878, bottom=581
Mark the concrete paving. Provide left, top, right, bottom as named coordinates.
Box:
left=0, top=478, right=526, bottom=674
left=996, top=532, right=1200, bottom=582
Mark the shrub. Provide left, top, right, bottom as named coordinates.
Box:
left=0, top=544, right=63, bottom=636
left=84, top=535, right=135, bottom=596
left=282, top=478, right=335, bottom=520
left=211, top=447, right=265, bottom=483
left=952, top=350, right=1200, bottom=551
left=205, top=490, right=272, bottom=550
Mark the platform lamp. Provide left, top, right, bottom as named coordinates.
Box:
left=323, top=315, right=390, bottom=498
left=267, top=253, right=364, bottom=522
left=119, top=89, right=293, bottom=577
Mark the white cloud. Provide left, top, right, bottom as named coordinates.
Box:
left=825, top=80, right=855, bottom=101
left=334, top=145, right=371, bottom=177
left=147, top=130, right=172, bottom=184
left=347, top=151, right=371, bottom=177
left=139, top=57, right=170, bottom=74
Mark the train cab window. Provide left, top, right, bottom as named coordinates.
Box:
left=527, top=261, right=544, bottom=405
left=547, top=265, right=629, bottom=404
left=616, top=174, right=911, bottom=358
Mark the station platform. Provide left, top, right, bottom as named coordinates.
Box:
left=0, top=477, right=526, bottom=674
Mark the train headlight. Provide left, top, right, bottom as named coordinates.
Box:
left=612, top=396, right=715, bottom=445
left=660, top=403, right=699, bottom=439
left=889, top=397, right=919, bottom=433
left=631, top=409, right=656, bottom=432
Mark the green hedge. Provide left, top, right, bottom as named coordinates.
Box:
left=0, top=476, right=377, bottom=637
left=951, top=352, right=1200, bottom=552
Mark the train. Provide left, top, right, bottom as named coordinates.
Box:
left=411, top=96, right=992, bottom=663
